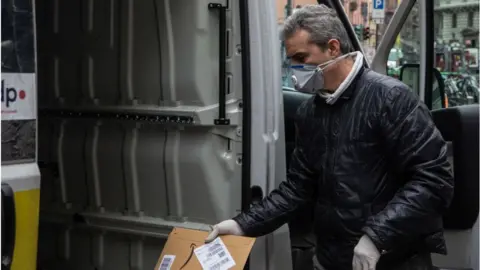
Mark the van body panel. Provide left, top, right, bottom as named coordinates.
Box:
left=34, top=0, right=271, bottom=269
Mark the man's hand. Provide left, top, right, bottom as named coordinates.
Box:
left=352, top=235, right=380, bottom=270
left=205, top=219, right=244, bottom=243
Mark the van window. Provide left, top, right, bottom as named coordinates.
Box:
left=387, top=1, right=480, bottom=109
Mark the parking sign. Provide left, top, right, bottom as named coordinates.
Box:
left=373, top=0, right=384, bottom=9
left=372, top=0, right=385, bottom=24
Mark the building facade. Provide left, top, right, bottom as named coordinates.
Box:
left=276, top=0, right=319, bottom=24
left=434, top=0, right=479, bottom=48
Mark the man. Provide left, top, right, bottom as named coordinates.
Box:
left=206, top=5, right=454, bottom=270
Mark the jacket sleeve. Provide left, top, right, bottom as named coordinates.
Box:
left=232, top=114, right=318, bottom=237
left=362, top=86, right=454, bottom=253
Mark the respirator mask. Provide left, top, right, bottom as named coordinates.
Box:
left=291, top=51, right=364, bottom=104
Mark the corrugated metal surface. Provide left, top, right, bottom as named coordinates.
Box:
left=35, top=0, right=244, bottom=269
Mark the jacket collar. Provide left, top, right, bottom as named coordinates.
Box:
left=314, top=66, right=366, bottom=105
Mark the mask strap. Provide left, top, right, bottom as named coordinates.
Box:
left=319, top=51, right=364, bottom=104
left=317, top=53, right=351, bottom=70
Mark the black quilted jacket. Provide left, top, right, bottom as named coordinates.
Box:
left=233, top=68, right=454, bottom=269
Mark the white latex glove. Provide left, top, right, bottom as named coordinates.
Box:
left=352, top=235, right=381, bottom=270
left=205, top=219, right=244, bottom=243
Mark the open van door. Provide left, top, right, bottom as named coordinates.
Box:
left=243, top=1, right=293, bottom=269
left=371, top=1, right=479, bottom=269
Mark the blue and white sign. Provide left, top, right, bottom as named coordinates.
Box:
left=372, top=0, right=385, bottom=24
left=373, top=0, right=384, bottom=9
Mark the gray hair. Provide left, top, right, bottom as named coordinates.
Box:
left=282, top=4, right=353, bottom=54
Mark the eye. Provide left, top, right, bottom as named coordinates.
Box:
left=292, top=56, right=305, bottom=64
left=291, top=53, right=308, bottom=64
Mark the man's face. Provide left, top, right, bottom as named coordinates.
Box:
left=285, top=29, right=341, bottom=67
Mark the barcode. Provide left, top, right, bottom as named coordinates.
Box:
left=160, top=258, right=171, bottom=267
left=209, top=257, right=231, bottom=270
left=159, top=255, right=175, bottom=270
left=208, top=243, right=221, bottom=252
left=207, top=245, right=223, bottom=258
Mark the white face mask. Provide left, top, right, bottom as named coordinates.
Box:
left=290, top=52, right=356, bottom=94
left=290, top=64, right=319, bottom=93
left=290, top=51, right=364, bottom=104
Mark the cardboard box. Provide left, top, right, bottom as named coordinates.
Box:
left=154, top=227, right=256, bottom=270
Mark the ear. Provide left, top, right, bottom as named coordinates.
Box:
left=327, top=39, right=341, bottom=57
